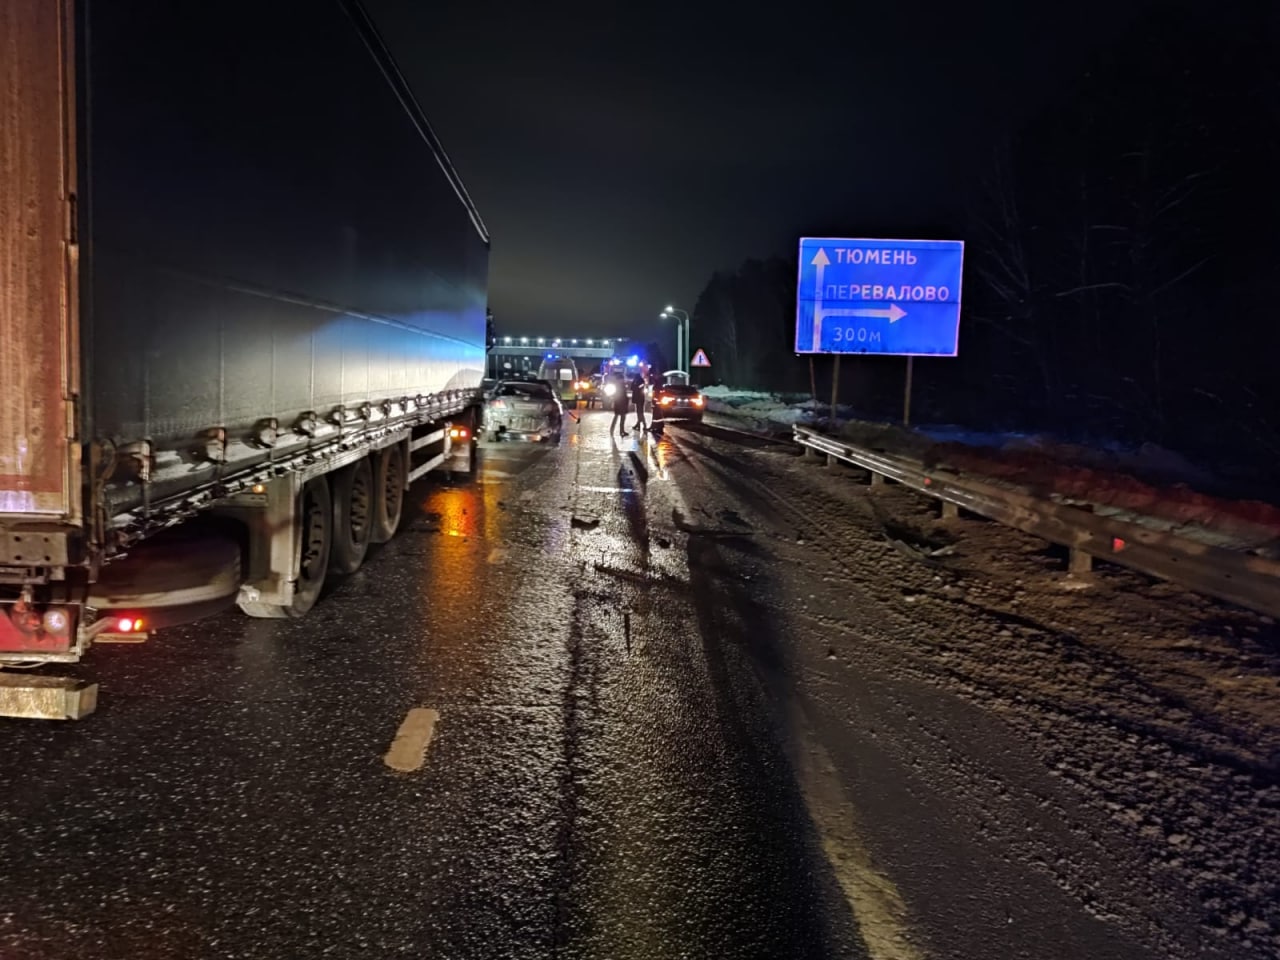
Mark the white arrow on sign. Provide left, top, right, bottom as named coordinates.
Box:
left=822, top=304, right=908, bottom=322
left=810, top=248, right=830, bottom=351
left=809, top=247, right=907, bottom=352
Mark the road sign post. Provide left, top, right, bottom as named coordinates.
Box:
left=828, top=355, right=841, bottom=466
left=903, top=356, right=914, bottom=427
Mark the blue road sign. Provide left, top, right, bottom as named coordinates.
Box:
left=794, top=237, right=964, bottom=356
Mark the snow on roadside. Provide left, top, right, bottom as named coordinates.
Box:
left=701, top=386, right=821, bottom=431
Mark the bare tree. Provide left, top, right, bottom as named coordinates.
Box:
left=967, top=139, right=1057, bottom=416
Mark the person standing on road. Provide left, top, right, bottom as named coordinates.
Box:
left=609, top=374, right=630, bottom=436
left=631, top=375, right=647, bottom=433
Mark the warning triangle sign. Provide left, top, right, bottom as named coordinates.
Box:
left=690, top=348, right=711, bottom=367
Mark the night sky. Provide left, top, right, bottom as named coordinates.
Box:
left=365, top=0, right=1154, bottom=340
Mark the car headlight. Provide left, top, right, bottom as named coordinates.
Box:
left=603, top=383, right=617, bottom=397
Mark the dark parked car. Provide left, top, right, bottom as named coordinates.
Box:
left=484, top=380, right=563, bottom=442
left=652, top=383, right=705, bottom=423
left=573, top=374, right=601, bottom=408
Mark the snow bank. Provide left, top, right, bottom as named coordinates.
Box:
left=700, top=387, right=821, bottom=430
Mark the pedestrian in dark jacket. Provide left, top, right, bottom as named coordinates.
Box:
left=631, top=375, right=647, bottom=432
left=609, top=375, right=630, bottom=436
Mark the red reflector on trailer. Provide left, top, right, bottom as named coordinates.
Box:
left=1112, top=537, right=1126, bottom=552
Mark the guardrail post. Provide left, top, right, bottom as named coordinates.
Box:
left=870, top=472, right=885, bottom=487
left=941, top=501, right=959, bottom=519
left=1068, top=548, right=1092, bottom=575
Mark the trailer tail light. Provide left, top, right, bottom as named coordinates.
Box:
left=41, top=608, right=71, bottom=635
left=94, top=614, right=148, bottom=644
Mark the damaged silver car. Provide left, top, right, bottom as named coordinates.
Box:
left=483, top=380, right=563, bottom=443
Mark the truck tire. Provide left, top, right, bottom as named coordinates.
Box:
left=241, top=476, right=332, bottom=619
left=330, top=456, right=374, bottom=574
left=370, top=443, right=405, bottom=544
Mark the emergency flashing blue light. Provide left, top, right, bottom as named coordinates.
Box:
left=627, top=355, right=639, bottom=366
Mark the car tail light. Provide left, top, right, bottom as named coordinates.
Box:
left=491, top=399, right=507, bottom=409
left=659, top=396, right=674, bottom=406
left=692, top=396, right=704, bottom=406
left=449, top=426, right=469, bottom=440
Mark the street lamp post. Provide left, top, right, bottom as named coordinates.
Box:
left=660, top=306, right=690, bottom=373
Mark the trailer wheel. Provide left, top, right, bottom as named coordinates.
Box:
left=330, top=456, right=374, bottom=574
left=370, top=443, right=406, bottom=544
left=240, top=476, right=332, bottom=619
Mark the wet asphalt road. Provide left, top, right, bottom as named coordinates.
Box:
left=0, top=410, right=1251, bottom=959
left=0, top=412, right=860, bottom=959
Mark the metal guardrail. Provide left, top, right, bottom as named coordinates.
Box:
left=794, top=425, right=1280, bottom=619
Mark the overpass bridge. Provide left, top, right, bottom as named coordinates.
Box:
left=490, top=336, right=634, bottom=361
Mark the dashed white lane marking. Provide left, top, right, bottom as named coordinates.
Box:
left=519, top=489, right=536, bottom=501
left=575, top=485, right=636, bottom=493
left=383, top=708, right=440, bottom=773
